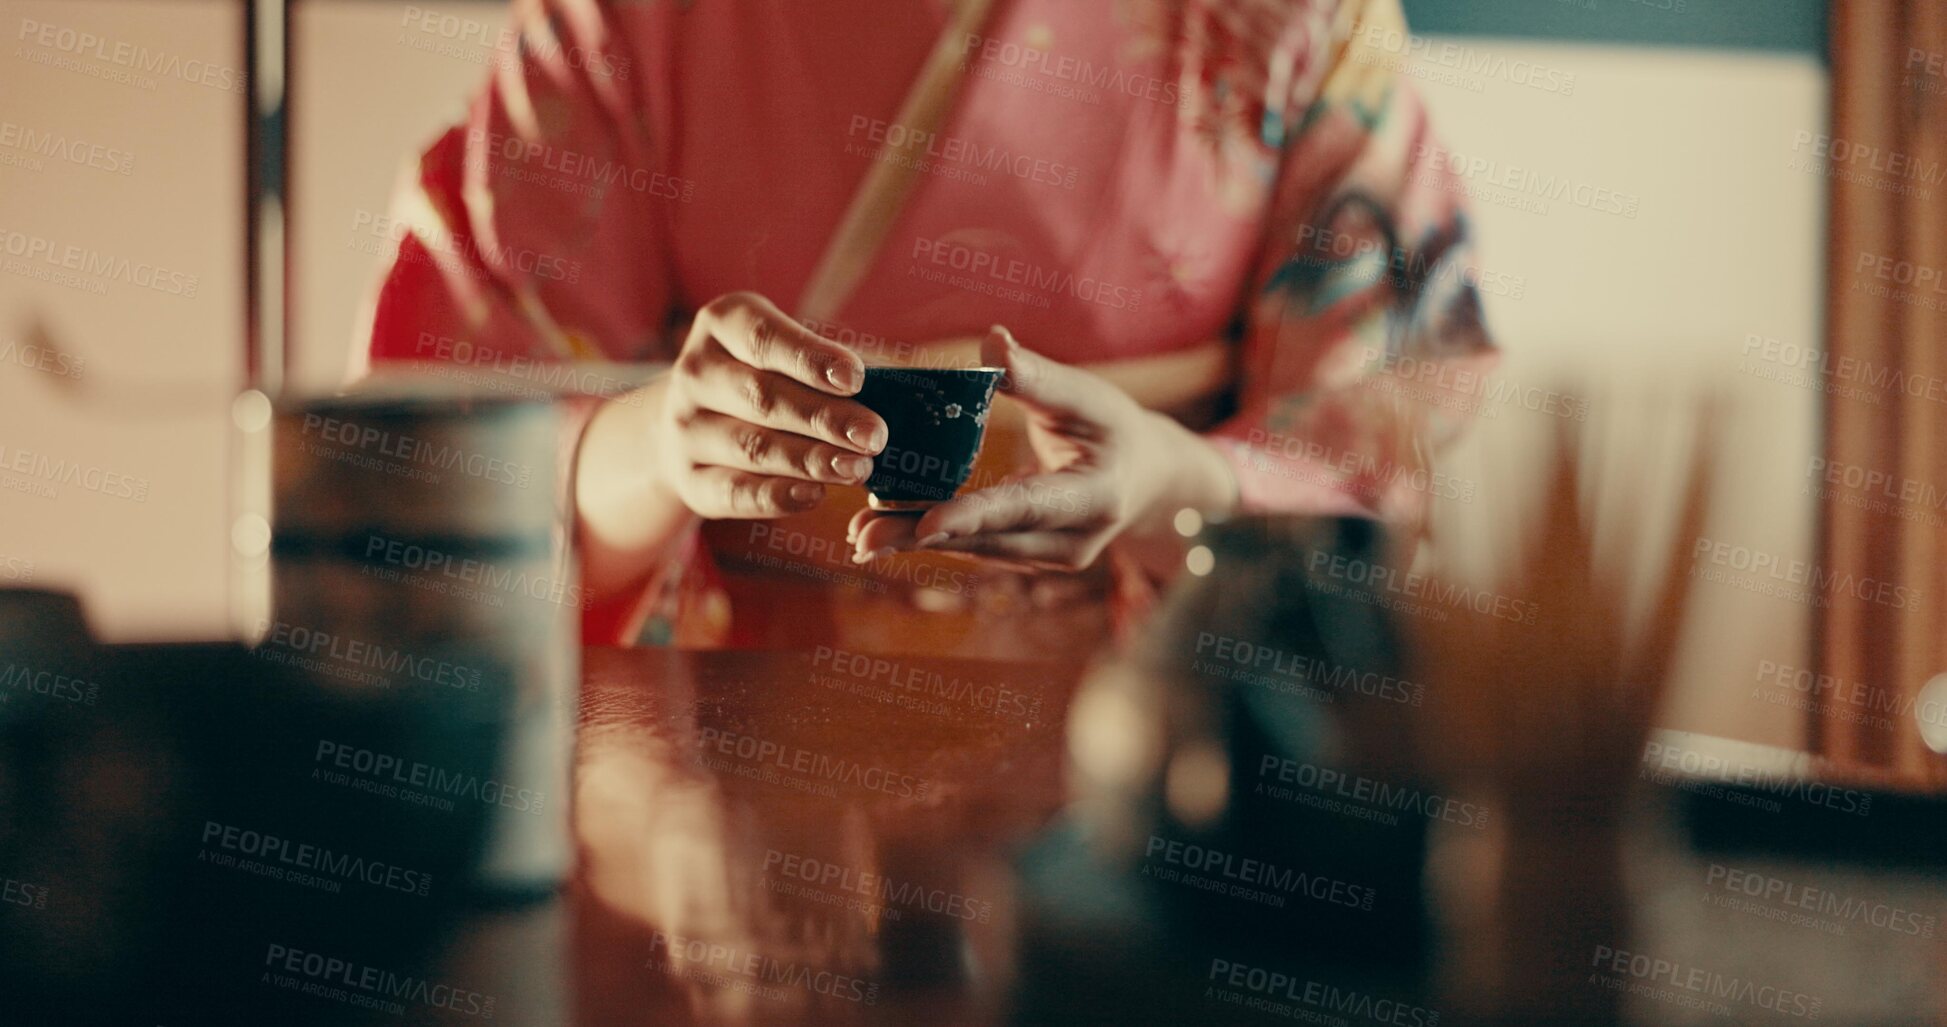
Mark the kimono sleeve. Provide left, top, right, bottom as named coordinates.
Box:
left=1205, top=0, right=1501, bottom=520
left=356, top=0, right=683, bottom=644
left=360, top=0, right=678, bottom=375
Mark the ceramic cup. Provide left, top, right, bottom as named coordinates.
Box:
left=854, top=366, right=1004, bottom=511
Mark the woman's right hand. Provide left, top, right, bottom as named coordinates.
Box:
left=654, top=292, right=887, bottom=519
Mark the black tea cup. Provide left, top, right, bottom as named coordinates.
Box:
left=855, top=366, right=1004, bottom=510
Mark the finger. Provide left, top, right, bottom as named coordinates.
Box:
left=846, top=506, right=875, bottom=545
left=926, top=530, right=1098, bottom=570
left=697, top=292, right=866, bottom=395
left=683, top=466, right=824, bottom=520
left=845, top=505, right=909, bottom=545
left=851, top=514, right=922, bottom=563
left=686, top=354, right=888, bottom=454
left=984, top=325, right=1124, bottom=422
left=683, top=411, right=874, bottom=484
left=912, top=472, right=1101, bottom=542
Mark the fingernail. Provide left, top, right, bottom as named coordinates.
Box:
left=789, top=482, right=821, bottom=504
left=847, top=423, right=887, bottom=453
left=833, top=455, right=873, bottom=482
left=917, top=533, right=951, bottom=548
left=827, top=363, right=862, bottom=393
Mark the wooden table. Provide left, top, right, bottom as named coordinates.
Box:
left=10, top=643, right=1942, bottom=1025
left=563, top=646, right=1083, bottom=1026
left=392, top=645, right=1084, bottom=1027
left=447, top=649, right=1947, bottom=1027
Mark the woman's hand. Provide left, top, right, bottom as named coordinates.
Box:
left=575, top=292, right=887, bottom=604
left=655, top=292, right=888, bottom=519
left=847, top=327, right=1237, bottom=571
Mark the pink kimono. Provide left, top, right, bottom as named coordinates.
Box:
left=364, top=0, right=1499, bottom=650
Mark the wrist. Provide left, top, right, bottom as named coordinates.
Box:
left=575, top=378, right=694, bottom=597
left=1128, top=408, right=1239, bottom=530
left=577, top=381, right=661, bottom=521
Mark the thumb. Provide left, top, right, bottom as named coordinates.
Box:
left=983, top=325, right=1111, bottom=419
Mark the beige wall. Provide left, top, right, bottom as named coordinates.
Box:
left=0, top=0, right=244, bottom=641
left=0, top=0, right=497, bottom=641
left=290, top=0, right=504, bottom=392
left=1416, top=41, right=1828, bottom=748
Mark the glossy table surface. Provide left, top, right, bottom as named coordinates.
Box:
left=565, top=646, right=1084, bottom=1026
left=401, top=645, right=1082, bottom=1027
left=34, top=642, right=1933, bottom=1025
left=435, top=647, right=1947, bottom=1027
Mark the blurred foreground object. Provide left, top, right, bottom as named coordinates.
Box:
left=1410, top=424, right=1709, bottom=1026
left=1015, top=515, right=1438, bottom=1024
left=269, top=376, right=576, bottom=893
left=0, top=377, right=576, bottom=1022
left=0, top=602, right=498, bottom=1024
left=1015, top=411, right=1717, bottom=1026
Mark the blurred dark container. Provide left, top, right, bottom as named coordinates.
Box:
left=1014, top=516, right=1435, bottom=1025
left=269, top=384, right=576, bottom=896
left=0, top=383, right=578, bottom=1023
left=0, top=590, right=120, bottom=1008
left=0, top=594, right=483, bottom=1025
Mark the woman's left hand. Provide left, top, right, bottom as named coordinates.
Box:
left=848, top=326, right=1237, bottom=571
